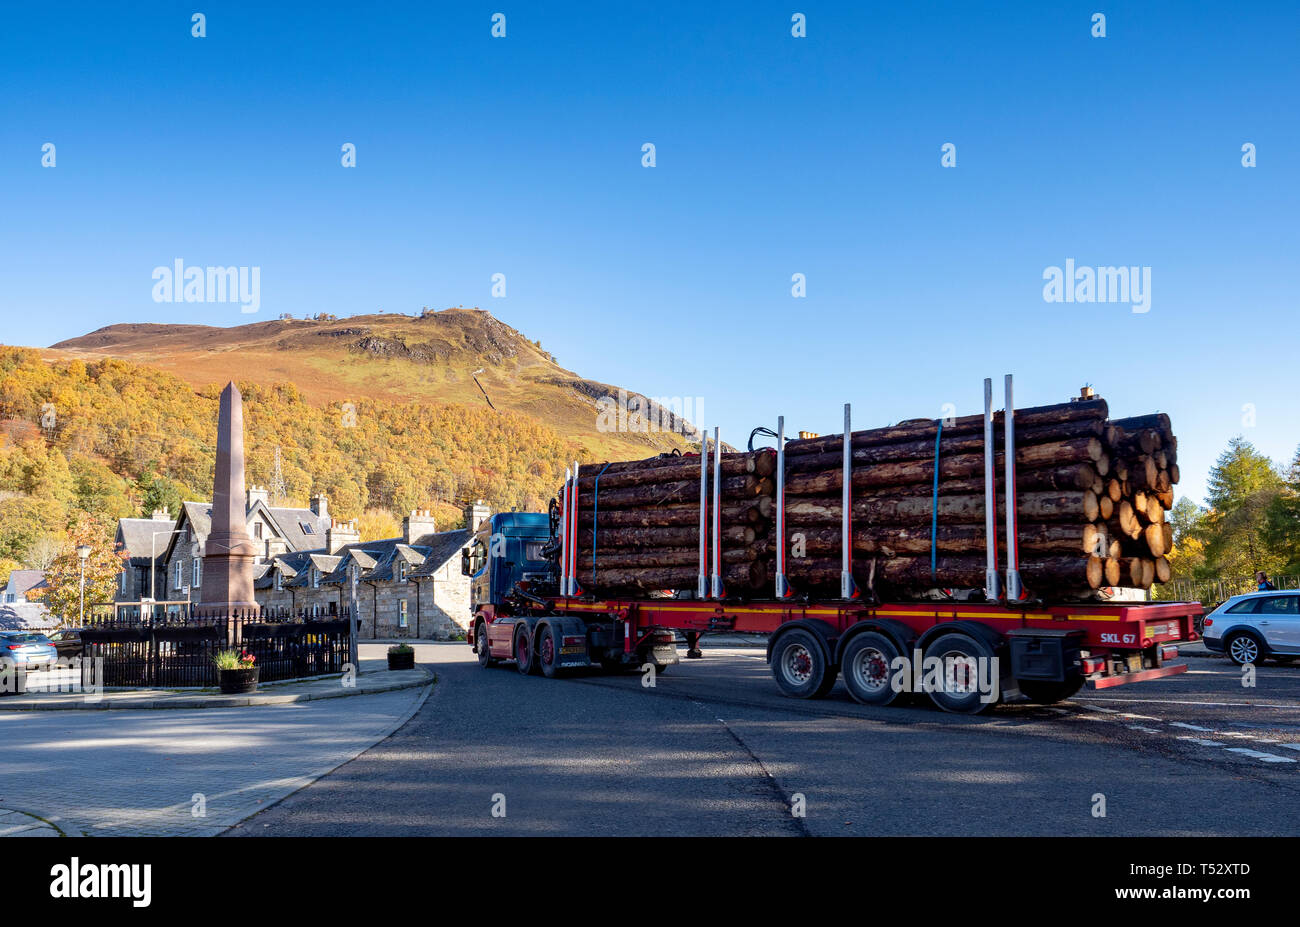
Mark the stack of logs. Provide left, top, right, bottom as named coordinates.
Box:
left=562, top=396, right=1180, bottom=600
left=571, top=449, right=777, bottom=594
left=777, top=398, right=1179, bottom=597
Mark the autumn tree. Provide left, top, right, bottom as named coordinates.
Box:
left=39, top=514, right=123, bottom=625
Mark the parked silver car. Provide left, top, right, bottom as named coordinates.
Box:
left=1202, top=590, right=1300, bottom=665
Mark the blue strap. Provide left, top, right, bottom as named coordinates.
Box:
left=592, top=463, right=612, bottom=575
left=931, top=419, right=943, bottom=579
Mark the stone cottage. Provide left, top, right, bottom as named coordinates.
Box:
left=253, top=505, right=482, bottom=640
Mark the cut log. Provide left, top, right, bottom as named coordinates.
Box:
left=576, top=561, right=764, bottom=592
left=781, top=522, right=1106, bottom=556
left=1154, top=557, right=1172, bottom=584
left=578, top=474, right=768, bottom=509
left=576, top=499, right=769, bottom=527
left=1106, top=479, right=1122, bottom=502
left=582, top=547, right=756, bottom=569
left=783, top=398, right=1109, bottom=458
left=1114, top=557, right=1146, bottom=586
left=784, top=438, right=1103, bottom=496
left=782, top=490, right=1100, bottom=527
left=578, top=525, right=755, bottom=548
left=1143, top=523, right=1167, bottom=557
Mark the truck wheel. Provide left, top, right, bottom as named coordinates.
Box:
left=476, top=622, right=496, bottom=668
left=537, top=625, right=564, bottom=679
left=514, top=627, right=537, bottom=675
left=1017, top=678, right=1083, bottom=705
left=923, top=633, right=997, bottom=714
left=841, top=632, right=903, bottom=706
left=770, top=629, right=836, bottom=699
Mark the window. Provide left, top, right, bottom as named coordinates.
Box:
left=175, top=560, right=183, bottom=589
left=1226, top=599, right=1259, bottom=614
left=192, top=559, right=202, bottom=588
left=120, top=569, right=128, bottom=593
left=301, top=523, right=315, bottom=535
left=525, top=541, right=547, bottom=562
left=1257, top=596, right=1299, bottom=615
left=254, top=522, right=263, bottom=539
left=399, top=600, right=408, bottom=628
left=274, top=570, right=283, bottom=591
left=311, top=568, right=320, bottom=589
left=398, top=561, right=407, bottom=582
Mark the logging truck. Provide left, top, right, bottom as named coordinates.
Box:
left=464, top=380, right=1202, bottom=714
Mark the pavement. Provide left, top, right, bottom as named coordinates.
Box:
left=228, top=638, right=1300, bottom=837
left=0, top=657, right=431, bottom=711
left=0, top=644, right=436, bottom=836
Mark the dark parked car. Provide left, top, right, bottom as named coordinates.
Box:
left=45, top=628, right=85, bottom=660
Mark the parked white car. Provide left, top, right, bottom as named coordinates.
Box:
left=1202, top=590, right=1300, bottom=665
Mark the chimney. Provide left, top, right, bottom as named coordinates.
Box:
left=403, top=509, right=438, bottom=547
left=326, top=518, right=359, bottom=554
left=464, top=499, right=492, bottom=532
left=151, top=505, right=171, bottom=521
left=310, top=493, right=329, bottom=519
left=247, top=484, right=269, bottom=509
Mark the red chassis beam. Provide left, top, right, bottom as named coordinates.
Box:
left=548, top=597, right=1202, bottom=654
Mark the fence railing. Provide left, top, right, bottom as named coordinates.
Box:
left=79, top=602, right=353, bottom=688
left=1154, top=575, right=1300, bottom=607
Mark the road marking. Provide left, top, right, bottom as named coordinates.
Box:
left=1276, top=743, right=1300, bottom=752
left=1224, top=748, right=1296, bottom=763
left=1170, top=722, right=1214, bottom=732
left=1078, top=704, right=1121, bottom=713
left=1127, top=725, right=1161, bottom=733
left=1177, top=737, right=1227, bottom=747
left=1083, top=696, right=1300, bottom=709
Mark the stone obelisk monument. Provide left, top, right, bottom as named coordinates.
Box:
left=201, top=382, right=258, bottom=619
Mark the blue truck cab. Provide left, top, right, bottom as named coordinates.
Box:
left=460, top=512, right=553, bottom=612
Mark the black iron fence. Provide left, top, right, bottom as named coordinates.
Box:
left=80, top=602, right=353, bottom=688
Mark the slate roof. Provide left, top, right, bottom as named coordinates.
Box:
left=4, top=570, right=48, bottom=598
left=411, top=530, right=472, bottom=577
left=263, top=529, right=470, bottom=587
left=157, top=501, right=330, bottom=561
left=115, top=518, right=173, bottom=564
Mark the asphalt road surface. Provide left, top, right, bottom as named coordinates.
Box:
left=228, top=642, right=1300, bottom=837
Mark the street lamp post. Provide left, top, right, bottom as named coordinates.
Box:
left=76, top=544, right=91, bottom=625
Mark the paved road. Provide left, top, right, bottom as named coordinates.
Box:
left=0, top=685, right=428, bottom=836
left=230, top=643, right=1300, bottom=837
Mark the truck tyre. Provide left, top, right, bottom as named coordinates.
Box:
left=770, top=628, right=836, bottom=699
left=841, top=632, right=903, bottom=706
left=537, top=625, right=563, bottom=679
left=514, top=627, right=537, bottom=675
left=1017, top=678, right=1084, bottom=705
left=476, top=622, right=496, bottom=668
left=923, top=633, right=997, bottom=714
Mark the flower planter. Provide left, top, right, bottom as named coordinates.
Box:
left=387, top=651, right=415, bottom=671
left=218, top=667, right=259, bottom=694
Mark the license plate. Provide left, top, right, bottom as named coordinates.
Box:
left=560, top=646, right=585, bottom=655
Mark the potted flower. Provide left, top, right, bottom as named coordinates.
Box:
left=387, top=643, right=415, bottom=670
left=214, top=649, right=258, bottom=693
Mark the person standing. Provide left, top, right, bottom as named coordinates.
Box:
left=1256, top=571, right=1277, bottom=591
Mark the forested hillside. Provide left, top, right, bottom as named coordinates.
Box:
left=0, top=346, right=578, bottom=582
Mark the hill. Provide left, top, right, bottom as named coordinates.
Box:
left=47, top=309, right=697, bottom=462
left=0, top=310, right=700, bottom=573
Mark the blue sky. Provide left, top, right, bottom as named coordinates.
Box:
left=1, top=1, right=1297, bottom=507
